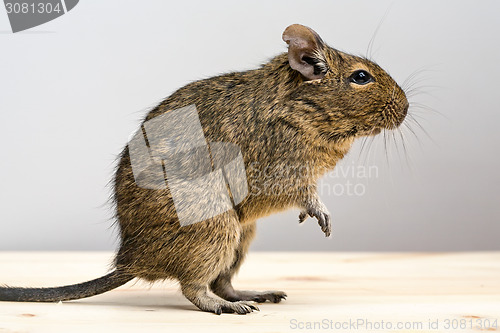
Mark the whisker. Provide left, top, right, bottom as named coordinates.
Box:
left=362, top=134, right=377, bottom=166
left=401, top=65, right=441, bottom=91
left=402, top=73, right=438, bottom=92
left=391, top=127, right=400, bottom=161
left=406, top=111, right=429, bottom=121
left=402, top=121, right=421, bottom=146
left=406, top=113, right=438, bottom=147
left=410, top=102, right=448, bottom=120
left=402, top=68, right=431, bottom=90
left=358, top=135, right=369, bottom=160
left=398, top=127, right=412, bottom=171
left=366, top=5, right=392, bottom=60
left=389, top=117, right=403, bottom=168
left=405, top=84, right=442, bottom=98
left=383, top=128, right=389, bottom=164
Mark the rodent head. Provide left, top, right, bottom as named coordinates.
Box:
left=282, top=24, right=409, bottom=142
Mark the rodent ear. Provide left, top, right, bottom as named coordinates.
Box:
left=282, top=24, right=328, bottom=80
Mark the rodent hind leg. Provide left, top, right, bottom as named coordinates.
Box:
left=176, top=211, right=259, bottom=314
left=181, top=283, right=259, bottom=315
left=210, top=222, right=287, bottom=303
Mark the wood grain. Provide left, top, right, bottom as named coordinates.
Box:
left=0, top=252, right=498, bottom=332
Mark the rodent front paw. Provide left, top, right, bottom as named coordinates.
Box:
left=299, top=206, right=331, bottom=237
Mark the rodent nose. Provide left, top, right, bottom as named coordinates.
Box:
left=402, top=101, right=409, bottom=116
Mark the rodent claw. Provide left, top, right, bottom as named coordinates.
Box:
left=324, top=214, right=332, bottom=237
left=298, top=211, right=307, bottom=223
left=250, top=304, right=260, bottom=311
left=299, top=206, right=332, bottom=237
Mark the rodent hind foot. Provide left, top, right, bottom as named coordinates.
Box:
left=182, top=284, right=259, bottom=315
left=212, top=300, right=260, bottom=315
left=234, top=290, right=287, bottom=303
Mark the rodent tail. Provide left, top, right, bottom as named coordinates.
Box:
left=0, top=270, right=133, bottom=302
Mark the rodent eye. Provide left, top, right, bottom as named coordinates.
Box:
left=350, top=70, right=374, bottom=85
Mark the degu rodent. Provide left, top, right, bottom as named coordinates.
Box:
left=0, top=24, right=408, bottom=314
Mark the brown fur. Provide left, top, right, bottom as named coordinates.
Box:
left=0, top=24, right=408, bottom=315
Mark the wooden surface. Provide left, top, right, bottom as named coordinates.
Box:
left=0, top=252, right=499, bottom=333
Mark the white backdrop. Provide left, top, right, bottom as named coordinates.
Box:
left=0, top=0, right=499, bottom=251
